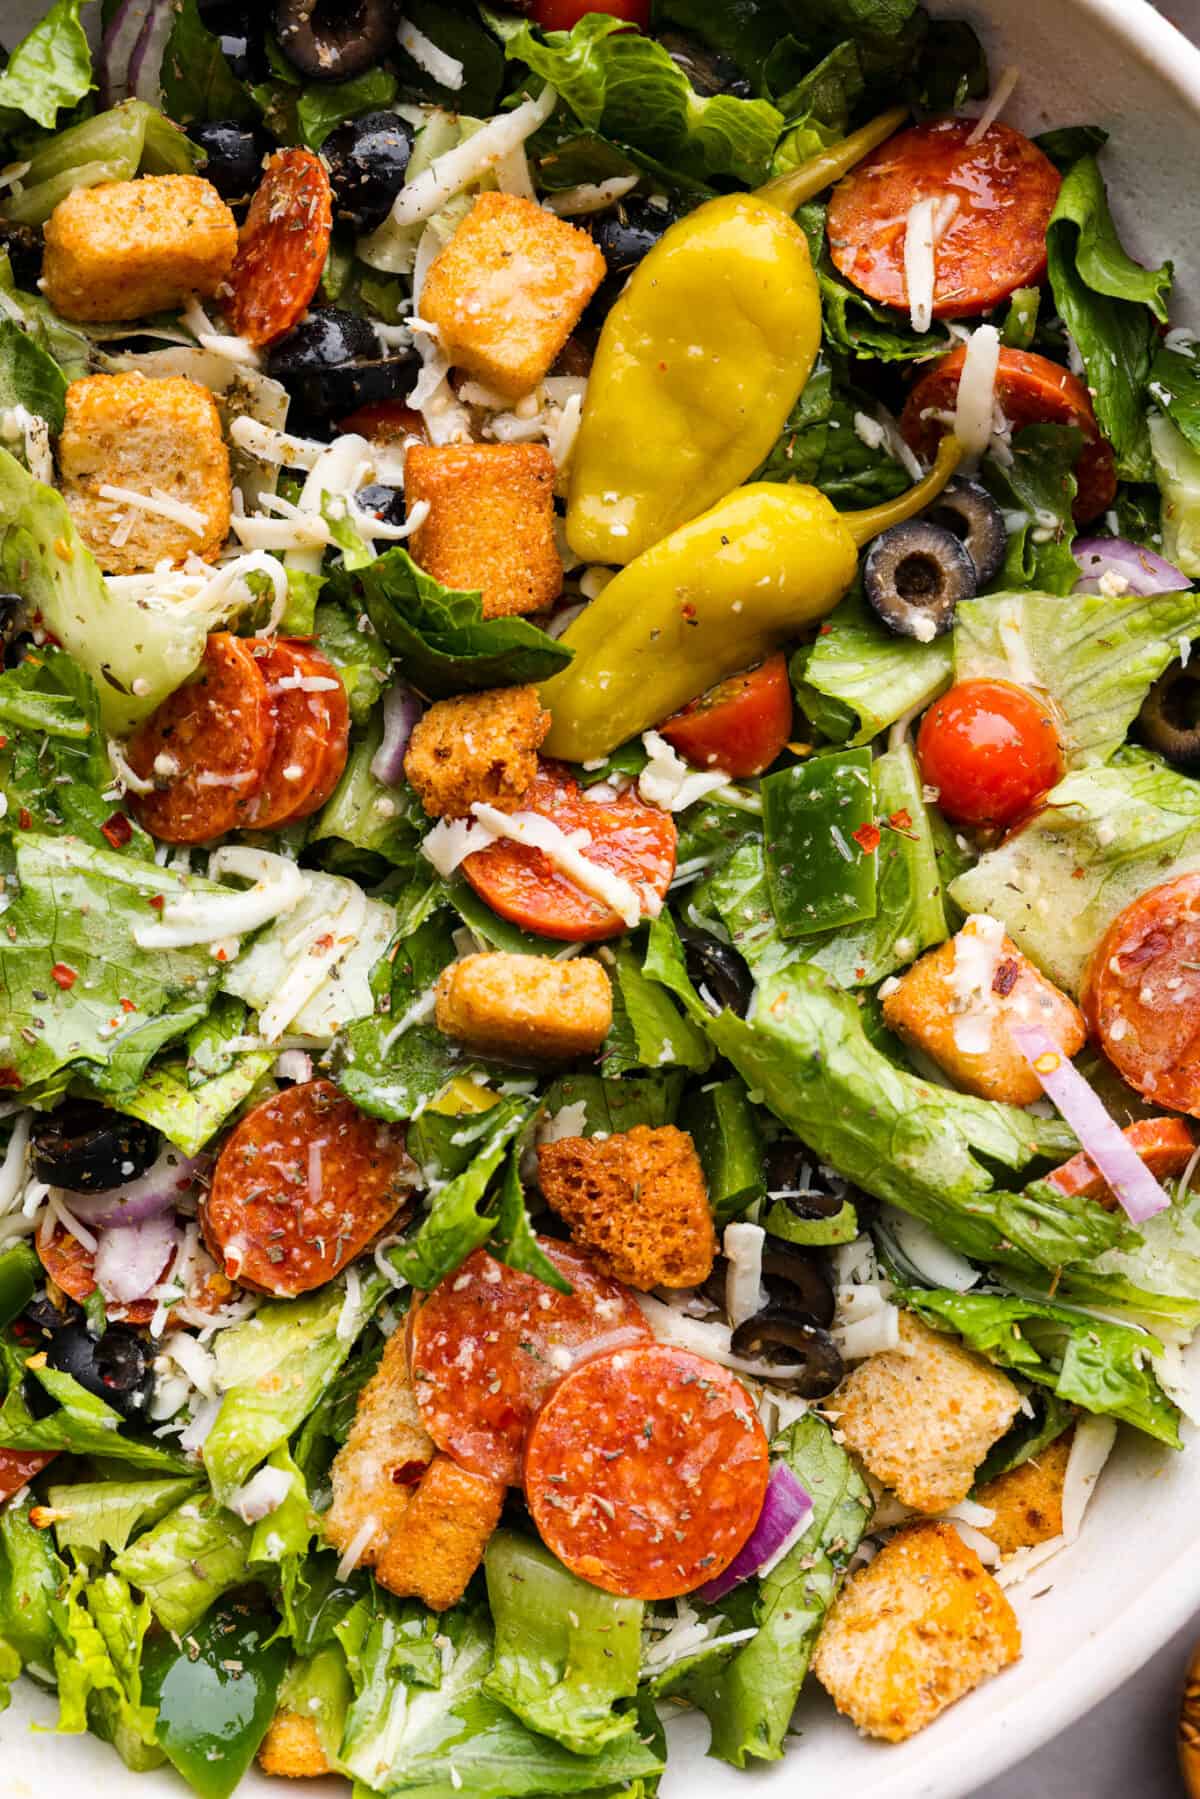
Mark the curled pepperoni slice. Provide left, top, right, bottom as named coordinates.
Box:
left=0, top=1449, right=55, bottom=1501
left=409, top=1239, right=650, bottom=1486
left=461, top=760, right=677, bottom=943
left=202, top=1080, right=416, bottom=1297
left=827, top=118, right=1060, bottom=320
left=524, top=1343, right=770, bottom=1600
left=224, top=149, right=333, bottom=347
left=37, top=1221, right=163, bottom=1325
left=1048, top=1117, right=1196, bottom=1209
left=1083, top=875, right=1200, bottom=1118
left=245, top=640, right=350, bottom=830
left=901, top=345, right=1117, bottom=523
left=127, top=633, right=276, bottom=844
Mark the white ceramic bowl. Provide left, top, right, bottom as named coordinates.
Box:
left=8, top=1, right=1200, bottom=1794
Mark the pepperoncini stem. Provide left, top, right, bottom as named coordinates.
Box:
left=755, top=106, right=909, bottom=215
left=842, top=435, right=965, bottom=548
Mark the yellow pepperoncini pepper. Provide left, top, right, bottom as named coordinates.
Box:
left=541, top=437, right=963, bottom=764
left=565, top=108, right=909, bottom=569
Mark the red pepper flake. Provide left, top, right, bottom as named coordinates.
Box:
left=50, top=963, right=77, bottom=990
left=215, top=947, right=229, bottom=963
left=0, top=735, right=7, bottom=749
left=681, top=602, right=697, bottom=620
left=148, top=894, right=165, bottom=910
left=17, top=807, right=31, bottom=831
left=992, top=959, right=1020, bottom=997
left=120, top=997, right=137, bottom=1013
left=101, top=812, right=133, bottom=849
left=391, top=1459, right=429, bottom=1486
left=819, top=623, right=833, bottom=635
left=852, top=822, right=881, bottom=855
left=0, top=1067, right=22, bottom=1089
left=888, top=808, right=913, bottom=831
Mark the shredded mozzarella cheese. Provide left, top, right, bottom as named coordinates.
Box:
left=966, top=65, right=1021, bottom=147
left=545, top=176, right=641, bottom=216
left=387, top=85, right=559, bottom=228
left=953, top=324, right=1003, bottom=457
left=97, top=483, right=207, bottom=535
left=397, top=17, right=465, bottom=88
left=133, top=847, right=305, bottom=950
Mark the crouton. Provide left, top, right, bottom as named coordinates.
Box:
left=258, top=1712, right=330, bottom=1779
left=538, top=1123, right=715, bottom=1290
left=43, top=175, right=237, bottom=323
left=881, top=915, right=1086, bottom=1106
left=420, top=192, right=605, bottom=400
left=830, top=1313, right=1022, bottom=1514
left=813, top=1521, right=1020, bottom=1742
left=404, top=684, right=550, bottom=819
left=406, top=443, right=562, bottom=621
left=325, top=1325, right=435, bottom=1568
left=58, top=373, right=231, bottom=575
left=436, top=952, right=612, bottom=1061
left=975, top=1429, right=1073, bottom=1555
left=375, top=1453, right=505, bottom=1611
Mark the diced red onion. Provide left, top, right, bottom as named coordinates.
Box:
left=129, top=0, right=176, bottom=107
left=1072, top=537, right=1191, bottom=598
left=1012, top=1023, right=1171, bottom=1223
left=99, top=0, right=154, bottom=107
left=62, top=1148, right=207, bottom=1231
left=696, top=1462, right=813, bottom=1604
left=94, top=1211, right=179, bottom=1305
left=370, top=681, right=424, bottom=786
left=274, top=1049, right=313, bottom=1084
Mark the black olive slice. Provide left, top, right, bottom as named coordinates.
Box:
left=44, top=1323, right=154, bottom=1422
left=323, top=111, right=414, bottom=233
left=657, top=28, right=753, bottom=98
left=864, top=519, right=977, bottom=640
left=355, top=483, right=407, bottom=529
left=924, top=477, right=1008, bottom=586
left=274, top=0, right=397, bottom=81
left=678, top=925, right=755, bottom=1017
left=1137, top=659, right=1200, bottom=770
left=31, top=1100, right=161, bottom=1193
left=187, top=119, right=270, bottom=203
left=764, top=1138, right=845, bottom=1218
left=266, top=308, right=420, bottom=421
left=587, top=197, right=678, bottom=323
left=759, top=1247, right=836, bottom=1328
left=730, top=1306, right=844, bottom=1398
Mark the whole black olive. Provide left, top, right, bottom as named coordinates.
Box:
left=0, top=220, right=43, bottom=289
left=194, top=2, right=269, bottom=81
left=658, top=28, right=753, bottom=98
left=587, top=198, right=678, bottom=322
left=323, top=111, right=414, bottom=234
left=266, top=307, right=420, bottom=421
left=354, top=483, right=406, bottom=529
left=275, top=0, right=397, bottom=81
left=187, top=119, right=270, bottom=203
left=15, top=1293, right=84, bottom=1346
left=730, top=1306, right=844, bottom=1398
left=764, top=1138, right=846, bottom=1219
left=31, top=1099, right=161, bottom=1193
left=1137, top=658, right=1200, bottom=770
left=678, top=924, right=754, bottom=1017
left=923, top=478, right=1008, bottom=586
left=863, top=518, right=977, bottom=640
left=44, top=1323, right=154, bottom=1422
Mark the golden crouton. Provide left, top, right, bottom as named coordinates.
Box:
left=420, top=192, right=605, bottom=400
left=325, top=1326, right=434, bottom=1568
left=258, top=1712, right=330, bottom=1779
left=436, top=952, right=612, bottom=1061
left=376, top=1453, right=505, bottom=1611
left=829, top=1313, right=1022, bottom=1514
left=537, top=1123, right=715, bottom=1290
left=813, top=1521, right=1021, bottom=1742
left=881, top=917, right=1086, bottom=1106
left=43, top=175, right=237, bottom=322
left=407, top=443, right=562, bottom=621
left=58, top=373, right=231, bottom=575
left=404, top=685, right=550, bottom=819
left=975, top=1429, right=1073, bottom=1555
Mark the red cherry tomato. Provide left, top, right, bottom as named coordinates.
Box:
left=659, top=654, right=793, bottom=779
left=916, top=679, right=1062, bottom=829
left=529, top=0, right=649, bottom=28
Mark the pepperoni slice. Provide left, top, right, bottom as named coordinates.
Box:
left=524, top=1343, right=770, bottom=1600
left=1048, top=1117, right=1197, bottom=1208
left=127, top=633, right=276, bottom=844
left=202, top=1080, right=415, bottom=1297
left=409, top=1240, right=650, bottom=1486
left=37, top=1221, right=163, bottom=1325
left=827, top=117, right=1060, bottom=320
left=901, top=344, right=1116, bottom=523
left=245, top=640, right=350, bottom=830
left=1083, top=876, right=1200, bottom=1117
left=0, top=1448, right=55, bottom=1502
left=461, top=760, right=677, bottom=943
left=224, top=149, right=333, bottom=347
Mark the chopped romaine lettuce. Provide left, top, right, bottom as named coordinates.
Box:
left=0, top=1342, right=190, bottom=1473
left=84, top=1050, right=275, bottom=1156
left=1149, top=410, right=1200, bottom=578
left=491, top=1150, right=573, bottom=1295
left=159, top=0, right=256, bottom=126
left=603, top=940, right=712, bottom=1075
left=52, top=1568, right=164, bottom=1772
left=0, top=0, right=93, bottom=132
left=3, top=99, right=200, bottom=227
left=46, top=1474, right=202, bottom=1560
left=388, top=1098, right=530, bottom=1290
left=112, top=1493, right=252, bottom=1636
left=982, top=423, right=1081, bottom=595
left=791, top=586, right=953, bottom=746
left=0, top=317, right=67, bottom=432
left=0, top=1493, right=64, bottom=1695
left=310, top=721, right=425, bottom=869
left=536, top=1071, right=684, bottom=1139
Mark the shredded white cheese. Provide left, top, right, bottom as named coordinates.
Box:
left=133, top=847, right=305, bottom=951
left=947, top=913, right=1007, bottom=1056
left=953, top=324, right=1003, bottom=458
left=98, top=483, right=207, bottom=536
left=638, top=731, right=731, bottom=814
left=545, top=176, right=641, bottom=217
left=387, top=85, right=559, bottom=228
left=397, top=17, right=465, bottom=89
left=723, top=1221, right=767, bottom=1331
left=472, top=801, right=653, bottom=928
left=966, top=65, right=1021, bottom=147
left=230, top=1465, right=293, bottom=1525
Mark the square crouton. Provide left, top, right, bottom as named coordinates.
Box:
left=406, top=442, right=562, bottom=620
left=58, top=373, right=231, bottom=575
left=376, top=1453, right=505, bottom=1611
left=829, top=1313, right=1021, bottom=1514
left=538, top=1123, right=715, bottom=1290
left=404, top=684, right=549, bottom=818
left=975, top=1429, right=1073, bottom=1555
left=420, top=192, right=605, bottom=400
left=43, top=175, right=237, bottom=322
left=258, top=1712, right=329, bottom=1779
left=325, top=1326, right=435, bottom=1568
left=436, top=952, right=612, bottom=1061
left=813, top=1521, right=1021, bottom=1742
left=881, top=915, right=1086, bottom=1106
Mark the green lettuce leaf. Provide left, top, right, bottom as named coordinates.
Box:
left=791, top=586, right=952, bottom=745
left=491, top=1149, right=573, bottom=1295
left=160, top=0, right=255, bottom=125
left=982, top=422, right=1080, bottom=595
left=0, top=317, right=67, bottom=431
left=53, top=1568, right=164, bottom=1771
left=3, top=98, right=199, bottom=228
left=388, top=1098, right=530, bottom=1290
left=754, top=363, right=910, bottom=507
left=1150, top=337, right=1200, bottom=452
left=0, top=1342, right=190, bottom=1473
left=603, top=940, right=712, bottom=1075
left=536, top=1071, right=684, bottom=1138
left=0, top=1493, right=64, bottom=1681
left=396, top=0, right=504, bottom=113
left=83, top=1049, right=275, bottom=1155
left=310, top=720, right=426, bottom=871
left=0, top=0, right=93, bottom=131
left=761, top=748, right=877, bottom=937
left=297, top=67, right=399, bottom=149
left=46, top=1474, right=201, bottom=1560
left=1149, top=410, right=1200, bottom=579
left=312, top=596, right=390, bottom=721
left=112, top=1492, right=252, bottom=1636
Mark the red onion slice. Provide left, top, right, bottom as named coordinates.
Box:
left=61, top=1148, right=207, bottom=1231
left=99, top=0, right=154, bottom=107
left=129, top=0, right=177, bottom=107
left=94, top=1212, right=179, bottom=1305
left=1012, top=1023, right=1171, bottom=1224
left=696, top=1462, right=813, bottom=1604
left=370, top=681, right=424, bottom=786
left=1073, top=537, right=1191, bottom=598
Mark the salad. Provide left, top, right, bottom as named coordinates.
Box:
left=0, top=0, right=1199, bottom=1789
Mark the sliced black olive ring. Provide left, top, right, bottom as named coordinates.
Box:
left=924, top=477, right=1008, bottom=587
left=274, top=0, right=397, bottom=82
left=266, top=308, right=420, bottom=421
left=678, top=924, right=755, bottom=1017
left=31, top=1098, right=161, bottom=1193
left=730, top=1305, right=845, bottom=1398
left=187, top=119, right=271, bottom=203
left=864, top=518, right=977, bottom=640
left=1137, top=658, right=1200, bottom=770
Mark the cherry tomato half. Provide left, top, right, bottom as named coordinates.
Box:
left=916, top=679, right=1062, bottom=829
left=529, top=0, right=649, bottom=29
left=660, top=654, right=793, bottom=779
